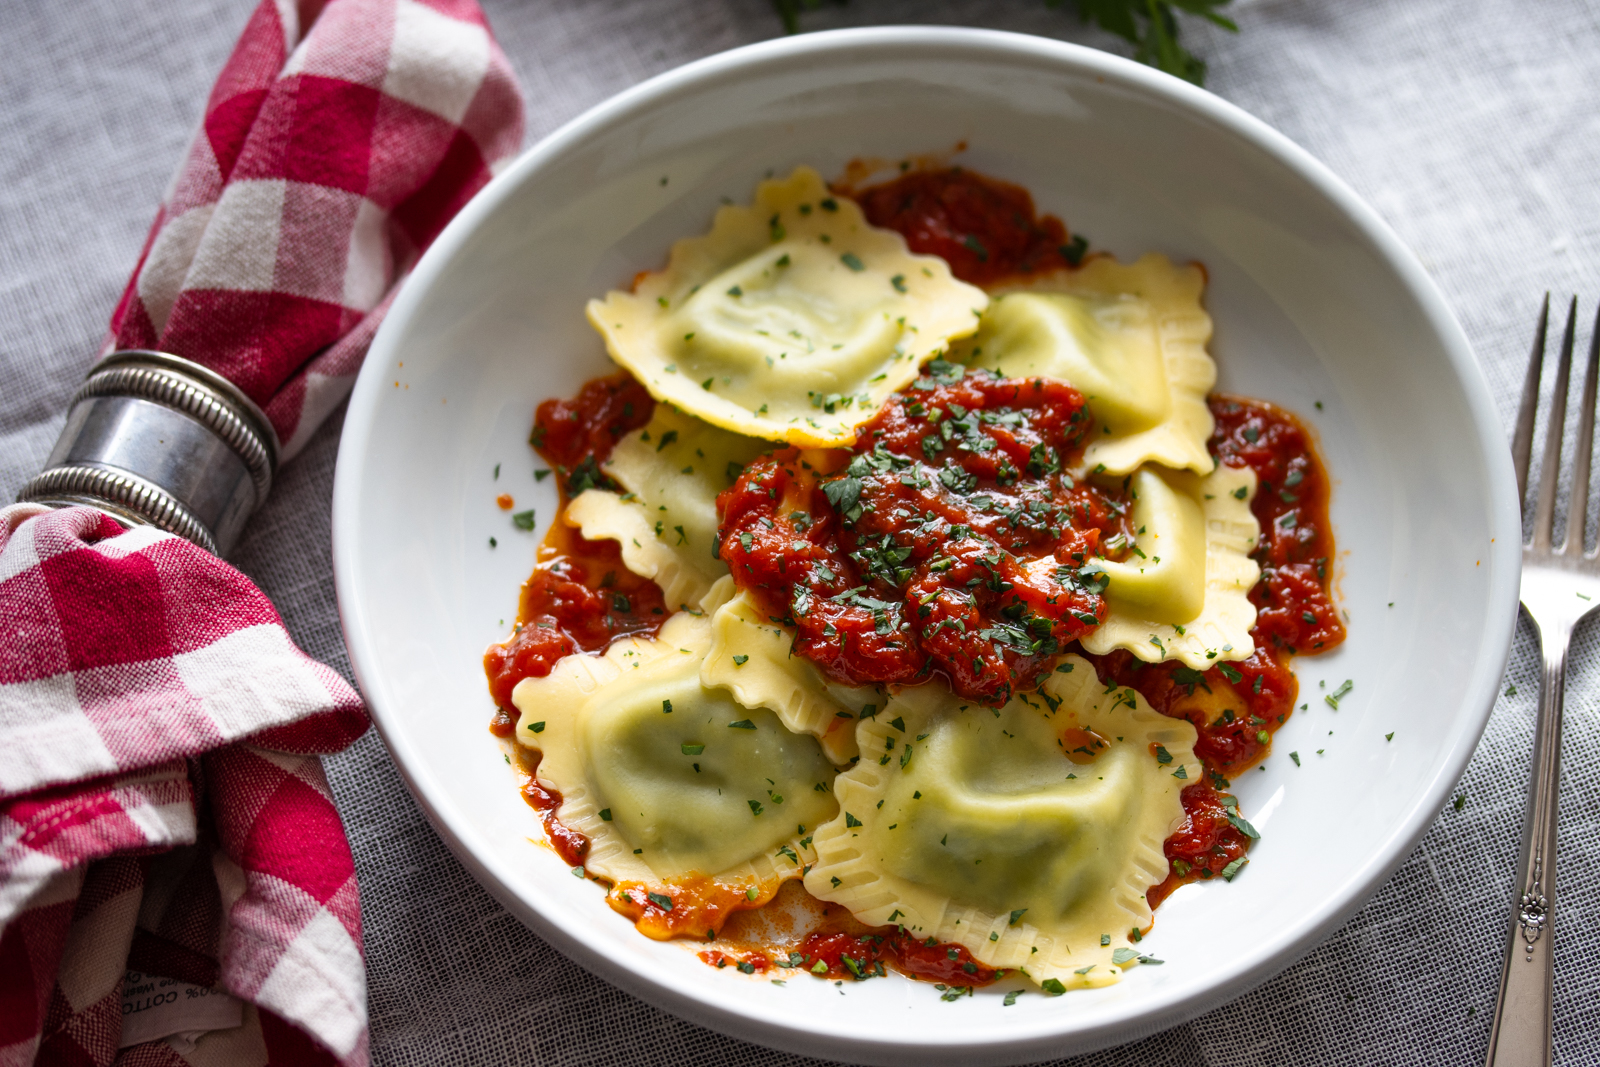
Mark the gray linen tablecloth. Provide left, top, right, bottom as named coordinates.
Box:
left=4, top=1, right=1598, bottom=1063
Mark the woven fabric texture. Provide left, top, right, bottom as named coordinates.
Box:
left=0, top=0, right=525, bottom=1063
left=0, top=502, right=369, bottom=1067
left=106, top=0, right=525, bottom=457
left=3, top=0, right=1599, bottom=1064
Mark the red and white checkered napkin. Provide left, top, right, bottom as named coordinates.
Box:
left=0, top=1, right=524, bottom=1064
left=109, top=0, right=524, bottom=458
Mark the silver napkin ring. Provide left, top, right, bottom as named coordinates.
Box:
left=17, top=350, right=280, bottom=555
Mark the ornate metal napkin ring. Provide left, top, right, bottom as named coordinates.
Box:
left=17, top=350, right=279, bottom=555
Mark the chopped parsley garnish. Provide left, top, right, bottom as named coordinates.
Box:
left=728, top=719, right=756, bottom=729
left=1325, top=678, right=1353, bottom=709
left=646, top=891, right=673, bottom=911
left=1226, top=812, right=1260, bottom=840
left=1170, top=666, right=1210, bottom=695
left=512, top=509, right=536, bottom=531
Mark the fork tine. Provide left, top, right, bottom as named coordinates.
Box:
left=1512, top=294, right=1550, bottom=505
left=1570, top=300, right=1600, bottom=554
left=1532, top=297, right=1578, bottom=551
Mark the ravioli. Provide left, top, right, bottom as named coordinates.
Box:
left=511, top=613, right=837, bottom=921
left=567, top=406, right=772, bottom=609
left=1080, top=462, right=1260, bottom=667
left=803, top=655, right=1196, bottom=989
left=953, top=254, right=1216, bottom=475
left=587, top=167, right=988, bottom=447
left=701, top=584, right=880, bottom=765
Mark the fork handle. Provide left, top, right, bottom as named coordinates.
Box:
left=1485, top=613, right=1568, bottom=1067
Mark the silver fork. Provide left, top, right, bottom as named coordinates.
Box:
left=1486, top=296, right=1600, bottom=1067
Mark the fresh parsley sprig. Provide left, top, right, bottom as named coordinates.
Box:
left=771, top=0, right=1236, bottom=86
left=1070, top=0, right=1236, bottom=84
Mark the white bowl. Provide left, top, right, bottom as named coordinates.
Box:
left=332, top=27, right=1520, bottom=1064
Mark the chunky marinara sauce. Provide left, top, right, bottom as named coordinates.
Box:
left=1211, top=395, right=1344, bottom=655
left=717, top=366, right=1139, bottom=706
left=848, top=167, right=1088, bottom=286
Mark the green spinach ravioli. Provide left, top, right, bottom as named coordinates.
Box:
left=512, top=613, right=835, bottom=893
left=803, top=656, right=1197, bottom=990
left=587, top=166, right=987, bottom=447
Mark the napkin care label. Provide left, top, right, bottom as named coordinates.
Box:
left=119, top=970, right=243, bottom=1050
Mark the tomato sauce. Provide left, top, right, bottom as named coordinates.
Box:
left=608, top=877, right=776, bottom=941
left=700, top=928, right=1001, bottom=986
left=529, top=371, right=655, bottom=484
left=483, top=374, right=666, bottom=712
left=698, top=949, right=773, bottom=974
left=1209, top=395, right=1345, bottom=655
left=1091, top=646, right=1297, bottom=782
left=701, top=879, right=1003, bottom=987
left=801, top=929, right=1001, bottom=985
left=509, top=746, right=590, bottom=868
left=483, top=522, right=669, bottom=709
left=1146, top=783, right=1253, bottom=909
left=848, top=167, right=1088, bottom=286
left=717, top=366, right=1138, bottom=705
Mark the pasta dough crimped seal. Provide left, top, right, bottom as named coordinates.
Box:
left=803, top=655, right=1196, bottom=990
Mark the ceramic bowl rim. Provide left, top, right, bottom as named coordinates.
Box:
left=332, top=25, right=1519, bottom=1062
